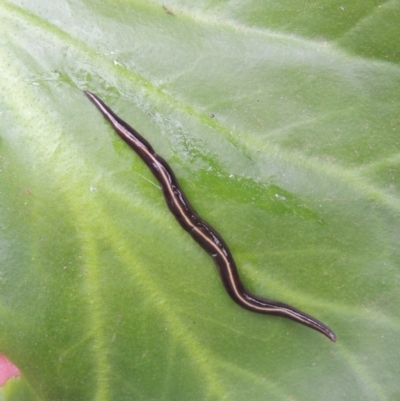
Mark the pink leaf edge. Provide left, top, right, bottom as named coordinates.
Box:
left=0, top=354, right=21, bottom=386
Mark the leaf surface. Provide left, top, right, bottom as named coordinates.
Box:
left=1, top=1, right=399, bottom=400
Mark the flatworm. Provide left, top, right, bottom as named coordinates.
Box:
left=85, top=91, right=336, bottom=342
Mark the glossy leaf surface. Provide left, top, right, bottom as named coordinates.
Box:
left=1, top=1, right=399, bottom=400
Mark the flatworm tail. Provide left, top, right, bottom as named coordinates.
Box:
left=84, top=91, right=336, bottom=342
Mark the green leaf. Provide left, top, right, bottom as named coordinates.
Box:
left=1, top=0, right=399, bottom=400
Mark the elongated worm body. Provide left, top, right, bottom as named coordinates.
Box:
left=85, top=91, right=336, bottom=342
